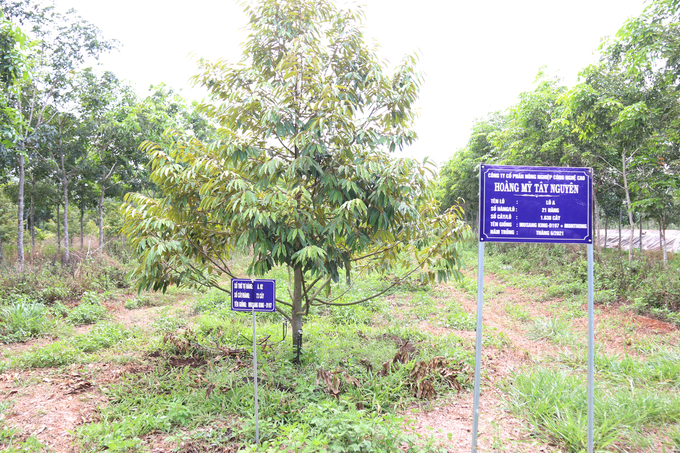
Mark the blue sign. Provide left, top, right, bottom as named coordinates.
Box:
left=479, top=165, right=593, bottom=244
left=231, top=279, right=276, bottom=312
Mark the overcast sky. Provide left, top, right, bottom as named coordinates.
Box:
left=52, top=0, right=648, bottom=166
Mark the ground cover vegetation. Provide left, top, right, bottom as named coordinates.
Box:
left=0, top=0, right=680, bottom=451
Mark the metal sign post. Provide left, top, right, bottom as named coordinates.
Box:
left=252, top=307, right=259, bottom=445
left=231, top=278, right=276, bottom=448
left=471, top=241, right=485, bottom=452
left=474, top=165, right=594, bottom=453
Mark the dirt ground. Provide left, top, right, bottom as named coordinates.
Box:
left=1, top=275, right=677, bottom=452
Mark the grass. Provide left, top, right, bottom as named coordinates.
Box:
left=0, top=299, right=54, bottom=343
left=504, top=367, right=680, bottom=452
left=528, top=316, right=575, bottom=345
left=66, top=291, right=108, bottom=325
left=75, top=320, right=470, bottom=452
left=67, top=271, right=474, bottom=452
left=4, top=240, right=680, bottom=452
left=69, top=322, right=135, bottom=353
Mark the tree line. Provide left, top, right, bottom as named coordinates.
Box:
left=0, top=0, right=211, bottom=267
left=437, top=0, right=680, bottom=263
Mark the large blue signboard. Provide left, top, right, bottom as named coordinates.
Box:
left=479, top=165, right=593, bottom=244
left=231, top=279, right=276, bottom=312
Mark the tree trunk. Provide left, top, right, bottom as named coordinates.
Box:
left=59, top=152, right=70, bottom=264
left=0, top=237, right=4, bottom=265
left=62, top=178, right=70, bottom=264
left=80, top=205, right=84, bottom=250
left=621, top=150, right=635, bottom=264
left=594, top=195, right=601, bottom=252
left=618, top=206, right=622, bottom=252
left=17, top=154, right=24, bottom=269
left=604, top=216, right=608, bottom=250
left=345, top=261, right=351, bottom=287
left=639, top=215, right=643, bottom=253
left=30, top=189, right=35, bottom=259
left=98, top=185, right=105, bottom=254
left=660, top=214, right=668, bottom=264
left=56, top=203, right=61, bottom=260
left=662, top=227, right=667, bottom=263
left=292, top=267, right=303, bottom=350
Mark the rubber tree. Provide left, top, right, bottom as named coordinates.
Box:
left=1, top=0, right=114, bottom=268
left=121, top=0, right=469, bottom=349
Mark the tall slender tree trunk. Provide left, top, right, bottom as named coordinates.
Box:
left=17, top=154, right=24, bottom=269
left=292, top=267, right=303, bottom=349
left=59, top=151, right=70, bottom=264
left=98, top=185, right=105, bottom=254
left=80, top=205, right=84, bottom=250
left=618, top=207, right=623, bottom=252
left=604, top=216, right=608, bottom=250
left=30, top=188, right=35, bottom=259
left=639, top=215, right=643, bottom=253
left=659, top=222, right=667, bottom=263
left=622, top=150, right=635, bottom=264
left=662, top=227, right=667, bottom=263
left=0, top=237, right=4, bottom=264
left=56, top=203, right=61, bottom=260
left=594, top=194, right=601, bottom=252
left=62, top=180, right=70, bottom=264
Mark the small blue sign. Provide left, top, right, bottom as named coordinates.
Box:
left=231, top=279, right=276, bottom=312
left=479, top=165, right=593, bottom=244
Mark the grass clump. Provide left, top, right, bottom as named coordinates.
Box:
left=69, top=322, right=133, bottom=353
left=445, top=310, right=476, bottom=331
left=0, top=298, right=54, bottom=343
left=12, top=342, right=82, bottom=369
left=124, top=294, right=164, bottom=310
left=66, top=291, right=107, bottom=325
left=505, top=366, right=680, bottom=452
left=528, top=317, right=575, bottom=345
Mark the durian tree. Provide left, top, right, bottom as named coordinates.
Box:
left=122, top=0, right=469, bottom=348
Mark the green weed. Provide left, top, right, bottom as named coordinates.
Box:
left=69, top=323, right=133, bottom=353
left=0, top=427, right=47, bottom=452
left=445, top=311, right=476, bottom=330
left=12, top=342, right=82, bottom=369
left=0, top=299, right=53, bottom=343
left=528, top=317, right=575, bottom=344
left=124, top=294, right=162, bottom=310
left=505, top=367, right=680, bottom=452
left=67, top=302, right=107, bottom=326
left=504, top=302, right=533, bottom=322
left=66, top=292, right=108, bottom=325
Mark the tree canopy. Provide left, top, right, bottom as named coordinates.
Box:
left=122, top=0, right=469, bottom=347
left=437, top=0, right=680, bottom=261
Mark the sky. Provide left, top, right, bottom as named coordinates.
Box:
left=52, top=0, right=649, bottom=167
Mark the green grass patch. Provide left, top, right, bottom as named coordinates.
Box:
left=505, top=367, right=680, bottom=452
left=74, top=308, right=472, bottom=452
left=0, top=299, right=55, bottom=343
left=69, top=322, right=134, bottom=353
left=10, top=342, right=82, bottom=369
left=528, top=316, right=575, bottom=345
left=66, top=292, right=108, bottom=325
